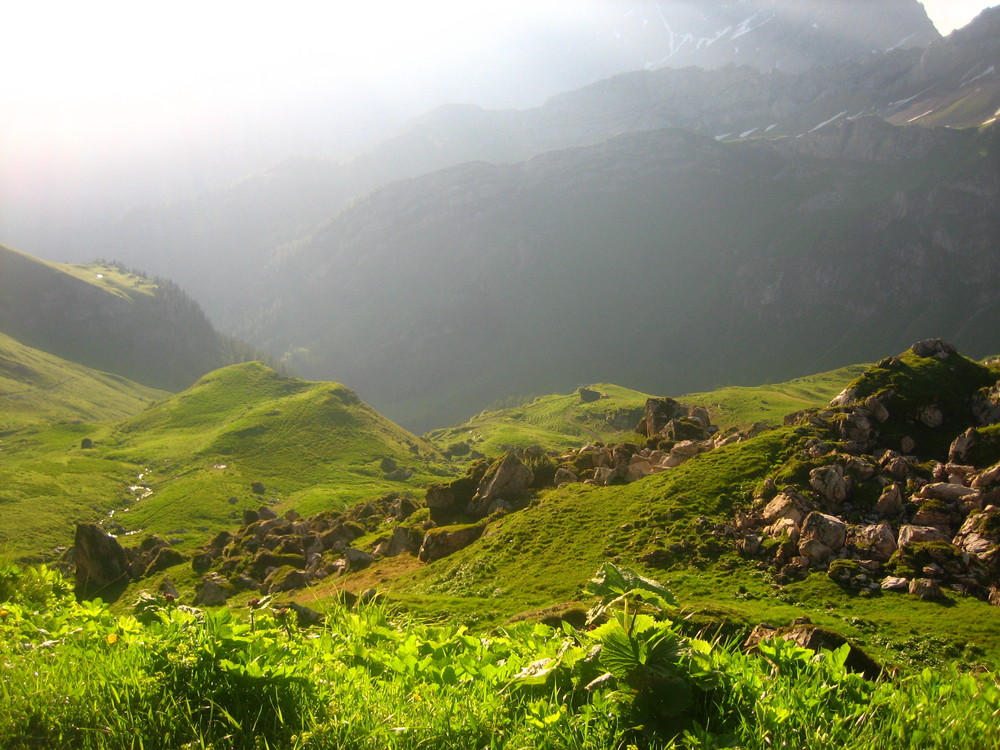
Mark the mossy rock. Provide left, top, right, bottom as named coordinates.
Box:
left=887, top=541, right=966, bottom=578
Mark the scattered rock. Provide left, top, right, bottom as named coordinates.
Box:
left=908, top=577, right=945, bottom=601
left=193, top=574, right=233, bottom=606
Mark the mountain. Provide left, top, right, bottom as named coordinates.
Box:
left=249, top=119, right=999, bottom=430
left=0, top=245, right=258, bottom=392
left=72, top=2, right=951, bottom=333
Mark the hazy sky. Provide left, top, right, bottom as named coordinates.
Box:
left=2, top=1, right=994, bottom=151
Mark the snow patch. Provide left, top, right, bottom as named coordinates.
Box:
left=808, top=111, right=848, bottom=133
left=963, top=66, right=996, bottom=86
left=907, top=109, right=935, bottom=123
left=739, top=127, right=759, bottom=138
left=765, top=123, right=778, bottom=132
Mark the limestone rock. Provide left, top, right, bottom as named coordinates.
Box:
left=372, top=527, right=421, bottom=558
left=809, top=464, right=850, bottom=506
left=800, top=512, right=847, bottom=552
left=914, top=483, right=979, bottom=503
left=874, top=483, right=905, bottom=518
left=949, top=428, right=978, bottom=463
left=263, top=566, right=309, bottom=594
left=918, top=405, right=944, bottom=429
left=847, top=522, right=897, bottom=562
left=880, top=576, right=909, bottom=591
left=642, top=397, right=688, bottom=437
left=344, top=547, right=375, bottom=571
left=761, top=491, right=813, bottom=526
left=973, top=382, right=1000, bottom=426
left=897, top=525, right=951, bottom=547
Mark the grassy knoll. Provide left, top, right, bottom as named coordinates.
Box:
left=425, top=364, right=868, bottom=455
left=94, top=362, right=454, bottom=546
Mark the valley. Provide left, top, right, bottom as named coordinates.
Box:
left=3, top=2, right=1000, bottom=747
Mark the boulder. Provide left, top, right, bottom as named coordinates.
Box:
left=625, top=458, right=654, bottom=482
left=839, top=412, right=872, bottom=444
left=949, top=428, right=978, bottom=463
left=874, top=483, right=905, bottom=517
left=288, top=602, right=324, bottom=627
left=193, top=574, right=233, bottom=606
left=809, top=464, right=849, bottom=506
left=847, top=522, right=897, bottom=562
left=918, top=405, right=944, bottom=429
left=642, top=398, right=688, bottom=437
left=344, top=547, right=375, bottom=571
left=897, top=525, right=951, bottom=547
left=468, top=453, right=533, bottom=516
left=766, top=517, right=801, bottom=544
left=263, top=566, right=309, bottom=594
left=417, top=524, right=485, bottom=562
left=745, top=623, right=881, bottom=679
left=973, top=382, right=1000, bottom=426
left=909, top=577, right=945, bottom=600
left=914, top=483, right=979, bottom=503
left=953, top=508, right=1000, bottom=569
left=144, top=547, right=187, bottom=577
left=73, top=523, right=131, bottom=599
left=761, top=491, right=813, bottom=526
left=800, top=512, right=847, bottom=552
left=578, top=387, right=604, bottom=403
left=553, top=467, right=578, bottom=486
left=972, top=462, right=1000, bottom=490
left=880, top=576, right=909, bottom=591
left=371, top=527, right=422, bottom=558
left=910, top=338, right=957, bottom=359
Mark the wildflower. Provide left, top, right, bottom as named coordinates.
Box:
left=0, top=609, right=8, bottom=619
left=106, top=633, right=118, bottom=645
left=248, top=597, right=262, bottom=609
left=164, top=593, right=176, bottom=602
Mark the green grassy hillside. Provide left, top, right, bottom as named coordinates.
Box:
left=426, top=364, right=869, bottom=454
left=105, top=363, right=451, bottom=541
left=0, top=360, right=453, bottom=559
left=0, top=331, right=168, bottom=430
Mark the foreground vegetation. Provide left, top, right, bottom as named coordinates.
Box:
left=2, top=562, right=997, bottom=749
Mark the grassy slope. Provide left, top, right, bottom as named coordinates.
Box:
left=0, top=333, right=169, bottom=558
left=0, top=331, right=168, bottom=430
left=99, top=363, right=453, bottom=546
left=341, top=425, right=1000, bottom=668
left=425, top=364, right=868, bottom=454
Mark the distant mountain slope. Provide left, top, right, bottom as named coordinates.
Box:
left=83, top=2, right=955, bottom=332
left=252, top=120, right=1000, bottom=430
left=0, top=331, right=167, bottom=429
left=0, top=245, right=257, bottom=392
